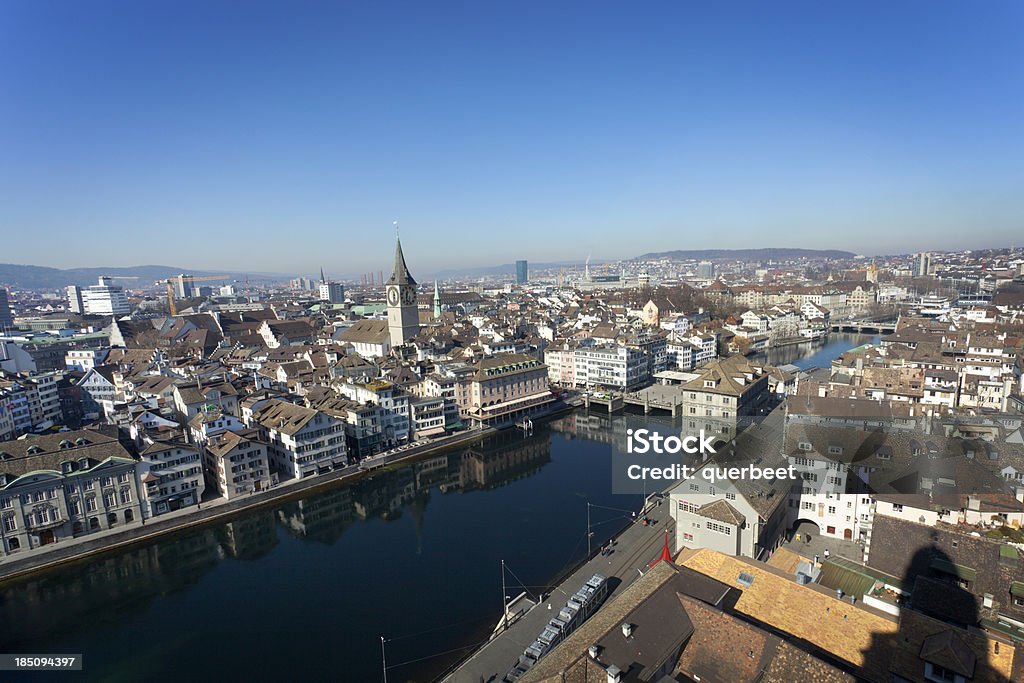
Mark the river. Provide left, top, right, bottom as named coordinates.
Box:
left=0, top=334, right=874, bottom=682
left=750, top=332, right=879, bottom=370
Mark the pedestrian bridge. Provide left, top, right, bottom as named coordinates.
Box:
left=829, top=319, right=897, bottom=334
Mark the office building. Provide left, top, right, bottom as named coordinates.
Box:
left=0, top=289, right=12, bottom=330
left=81, top=277, right=131, bottom=316
left=515, top=259, right=528, bottom=284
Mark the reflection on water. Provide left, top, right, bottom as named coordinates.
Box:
left=751, top=333, right=879, bottom=369
left=0, top=424, right=574, bottom=681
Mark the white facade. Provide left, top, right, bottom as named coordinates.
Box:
left=82, top=277, right=131, bottom=316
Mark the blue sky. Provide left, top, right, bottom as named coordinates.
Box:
left=2, top=1, right=1022, bottom=276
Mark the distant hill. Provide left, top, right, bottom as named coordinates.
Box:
left=0, top=264, right=289, bottom=290
left=635, top=248, right=856, bottom=262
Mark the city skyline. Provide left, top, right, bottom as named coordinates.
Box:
left=4, top=2, right=1023, bottom=272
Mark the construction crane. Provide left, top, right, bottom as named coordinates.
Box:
left=163, top=275, right=230, bottom=316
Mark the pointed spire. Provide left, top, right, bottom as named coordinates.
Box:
left=386, top=223, right=417, bottom=287
left=647, top=530, right=673, bottom=568
left=320, top=267, right=326, bottom=283
left=433, top=280, right=442, bottom=318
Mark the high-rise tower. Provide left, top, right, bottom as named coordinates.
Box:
left=386, top=232, right=420, bottom=345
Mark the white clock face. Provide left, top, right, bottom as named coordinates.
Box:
left=387, top=287, right=399, bottom=306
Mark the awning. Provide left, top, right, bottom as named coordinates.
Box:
left=931, top=558, right=977, bottom=582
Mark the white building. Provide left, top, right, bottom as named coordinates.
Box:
left=336, top=379, right=411, bottom=448
left=250, top=400, right=348, bottom=480
left=81, top=276, right=131, bottom=316
left=573, top=345, right=649, bottom=390
left=136, top=436, right=205, bottom=516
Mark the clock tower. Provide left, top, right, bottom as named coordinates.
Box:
left=386, top=232, right=420, bottom=346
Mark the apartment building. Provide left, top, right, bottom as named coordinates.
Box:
left=251, top=399, right=348, bottom=480
left=0, top=428, right=143, bottom=555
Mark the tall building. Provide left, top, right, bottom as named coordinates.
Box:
left=173, top=274, right=194, bottom=298
left=318, top=268, right=345, bottom=304
left=81, top=276, right=131, bottom=316
left=914, top=252, right=932, bottom=278
left=0, top=288, right=12, bottom=330
left=66, top=285, right=84, bottom=314
left=515, top=259, right=528, bottom=284
left=696, top=260, right=715, bottom=279
left=433, top=280, right=442, bottom=319
left=386, top=233, right=420, bottom=345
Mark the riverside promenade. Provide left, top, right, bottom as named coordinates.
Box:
left=0, top=426, right=495, bottom=584
left=442, top=493, right=675, bottom=683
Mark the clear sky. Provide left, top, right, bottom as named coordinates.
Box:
left=2, top=1, right=1022, bottom=276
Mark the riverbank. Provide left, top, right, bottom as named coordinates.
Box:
left=440, top=491, right=672, bottom=682
left=0, top=399, right=582, bottom=585
left=0, top=424, right=498, bottom=585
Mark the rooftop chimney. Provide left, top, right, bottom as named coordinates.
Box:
left=588, top=645, right=600, bottom=660
left=606, top=665, right=622, bottom=683
left=621, top=622, right=633, bottom=638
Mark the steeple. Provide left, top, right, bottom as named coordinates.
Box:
left=433, top=280, right=441, bottom=319
left=320, top=267, right=326, bottom=283
left=386, top=229, right=416, bottom=286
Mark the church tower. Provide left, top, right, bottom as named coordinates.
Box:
left=386, top=232, right=420, bottom=345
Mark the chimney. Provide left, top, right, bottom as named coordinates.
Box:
left=621, top=622, right=633, bottom=638
left=588, top=645, right=600, bottom=660
left=606, top=665, right=622, bottom=683
left=836, top=588, right=844, bottom=600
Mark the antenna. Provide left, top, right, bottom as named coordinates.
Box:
left=393, top=220, right=399, bottom=238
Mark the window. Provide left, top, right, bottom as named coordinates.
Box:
left=678, top=501, right=699, bottom=514
left=118, top=472, right=130, bottom=484
left=70, top=500, right=82, bottom=515
left=120, top=489, right=132, bottom=504
left=3, top=516, right=15, bottom=531
left=0, top=498, right=10, bottom=510
left=706, top=521, right=731, bottom=535
left=725, top=492, right=736, bottom=500
left=86, top=497, right=97, bottom=512
left=828, top=446, right=843, bottom=455
left=689, top=483, right=699, bottom=491
left=892, top=504, right=904, bottom=512
left=828, top=506, right=837, bottom=514
left=103, top=492, right=116, bottom=508
left=801, top=501, right=814, bottom=510
left=924, top=662, right=959, bottom=683
left=798, top=442, right=813, bottom=451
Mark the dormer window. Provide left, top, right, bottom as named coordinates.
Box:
left=75, top=438, right=87, bottom=446
left=61, top=461, right=74, bottom=474
left=26, top=446, right=42, bottom=455
left=59, top=440, right=73, bottom=450
left=78, top=457, right=89, bottom=470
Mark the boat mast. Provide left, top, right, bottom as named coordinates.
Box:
left=501, top=559, right=508, bottom=631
